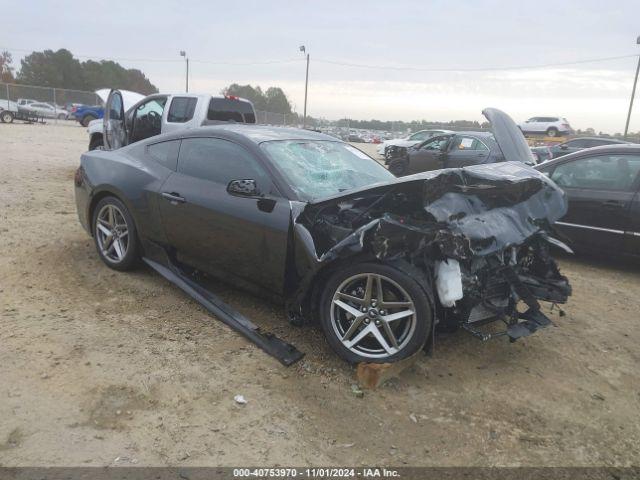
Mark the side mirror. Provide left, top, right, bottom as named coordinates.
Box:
left=227, top=179, right=261, bottom=197
left=560, top=145, right=568, bottom=150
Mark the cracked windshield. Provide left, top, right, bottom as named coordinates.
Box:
left=261, top=140, right=394, bottom=201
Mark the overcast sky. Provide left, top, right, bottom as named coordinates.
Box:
left=2, top=0, right=640, bottom=132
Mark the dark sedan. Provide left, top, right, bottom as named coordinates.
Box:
left=75, top=102, right=570, bottom=364
left=546, top=137, right=630, bottom=160
left=388, top=131, right=522, bottom=176
left=535, top=144, right=640, bottom=257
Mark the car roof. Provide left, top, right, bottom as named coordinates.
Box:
left=414, top=129, right=453, bottom=133
left=535, top=143, right=640, bottom=169
left=169, top=124, right=338, bottom=144
left=451, top=131, right=494, bottom=137
left=566, top=136, right=630, bottom=143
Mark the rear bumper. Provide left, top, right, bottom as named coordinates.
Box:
left=74, top=166, right=92, bottom=235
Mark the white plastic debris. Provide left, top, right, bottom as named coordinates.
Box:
left=435, top=259, right=463, bottom=307
left=234, top=394, right=247, bottom=405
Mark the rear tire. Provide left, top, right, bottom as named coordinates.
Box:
left=546, top=127, right=558, bottom=137
left=92, top=196, right=139, bottom=271
left=319, top=262, right=432, bottom=364
left=1, top=111, right=14, bottom=123
left=57, top=113, right=67, bottom=120
left=81, top=114, right=97, bottom=127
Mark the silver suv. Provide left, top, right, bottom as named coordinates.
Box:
left=518, top=116, right=573, bottom=137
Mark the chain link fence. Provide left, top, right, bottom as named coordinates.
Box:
left=0, top=82, right=101, bottom=124
left=255, top=110, right=301, bottom=127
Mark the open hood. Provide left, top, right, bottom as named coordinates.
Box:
left=483, top=107, right=536, bottom=164
left=95, top=89, right=145, bottom=111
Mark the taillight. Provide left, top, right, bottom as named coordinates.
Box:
left=225, top=95, right=240, bottom=100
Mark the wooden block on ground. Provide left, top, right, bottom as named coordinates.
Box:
left=356, top=352, right=421, bottom=390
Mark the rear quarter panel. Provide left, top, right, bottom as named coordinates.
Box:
left=77, top=146, right=172, bottom=245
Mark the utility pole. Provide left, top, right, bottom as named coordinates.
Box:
left=300, top=45, right=309, bottom=128
left=623, top=36, right=640, bottom=139
left=180, top=51, right=189, bottom=92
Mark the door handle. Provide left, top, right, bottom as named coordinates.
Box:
left=161, top=192, right=186, bottom=204
left=601, top=200, right=624, bottom=209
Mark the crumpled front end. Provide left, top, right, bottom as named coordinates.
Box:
left=289, top=161, right=571, bottom=341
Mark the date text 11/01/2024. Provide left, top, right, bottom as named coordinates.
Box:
left=233, top=468, right=400, bottom=478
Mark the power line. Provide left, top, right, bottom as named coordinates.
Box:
left=2, top=46, right=637, bottom=71
left=0, top=47, right=302, bottom=65
left=314, top=54, right=640, bottom=72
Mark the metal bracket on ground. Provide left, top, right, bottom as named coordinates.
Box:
left=143, top=256, right=305, bottom=367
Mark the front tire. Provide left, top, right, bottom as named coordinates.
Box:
left=89, top=134, right=104, bottom=150
left=81, top=114, right=97, bottom=127
left=92, top=196, right=139, bottom=271
left=546, top=127, right=558, bottom=137
left=319, top=262, right=432, bottom=364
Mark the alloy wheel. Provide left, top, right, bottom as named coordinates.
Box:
left=95, top=204, right=129, bottom=263
left=330, top=273, right=417, bottom=359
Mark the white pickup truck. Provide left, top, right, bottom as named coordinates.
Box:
left=88, top=89, right=257, bottom=150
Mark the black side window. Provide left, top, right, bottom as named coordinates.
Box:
left=167, top=97, right=197, bottom=123
left=420, top=136, right=449, bottom=150
left=178, top=137, right=270, bottom=190
left=551, top=155, right=640, bottom=191
left=207, top=98, right=256, bottom=123
left=147, top=140, right=180, bottom=171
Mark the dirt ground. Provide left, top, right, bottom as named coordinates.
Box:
left=1, top=123, right=639, bottom=467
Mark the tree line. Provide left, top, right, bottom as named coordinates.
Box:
left=0, top=49, right=158, bottom=95
left=222, top=83, right=293, bottom=114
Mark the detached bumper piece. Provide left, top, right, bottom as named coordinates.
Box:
left=506, top=308, right=553, bottom=341
left=143, top=257, right=304, bottom=367
left=460, top=262, right=562, bottom=342
left=461, top=308, right=554, bottom=342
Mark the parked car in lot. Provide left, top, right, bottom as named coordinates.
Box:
left=72, top=104, right=105, bottom=127
left=74, top=107, right=570, bottom=364
left=17, top=98, right=38, bottom=108
left=535, top=144, right=640, bottom=257
left=387, top=131, right=535, bottom=176
left=530, top=145, right=553, bottom=163
left=545, top=137, right=630, bottom=159
left=377, top=129, right=452, bottom=158
left=518, top=117, right=573, bottom=137
left=20, top=102, right=69, bottom=119
left=89, top=89, right=256, bottom=150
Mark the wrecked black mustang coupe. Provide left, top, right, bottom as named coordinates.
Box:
left=75, top=99, right=570, bottom=365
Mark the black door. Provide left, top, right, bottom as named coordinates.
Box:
left=158, top=137, right=291, bottom=295
left=444, top=135, right=490, bottom=168
left=548, top=153, right=640, bottom=252
left=624, top=188, right=640, bottom=256
left=408, top=135, right=451, bottom=173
